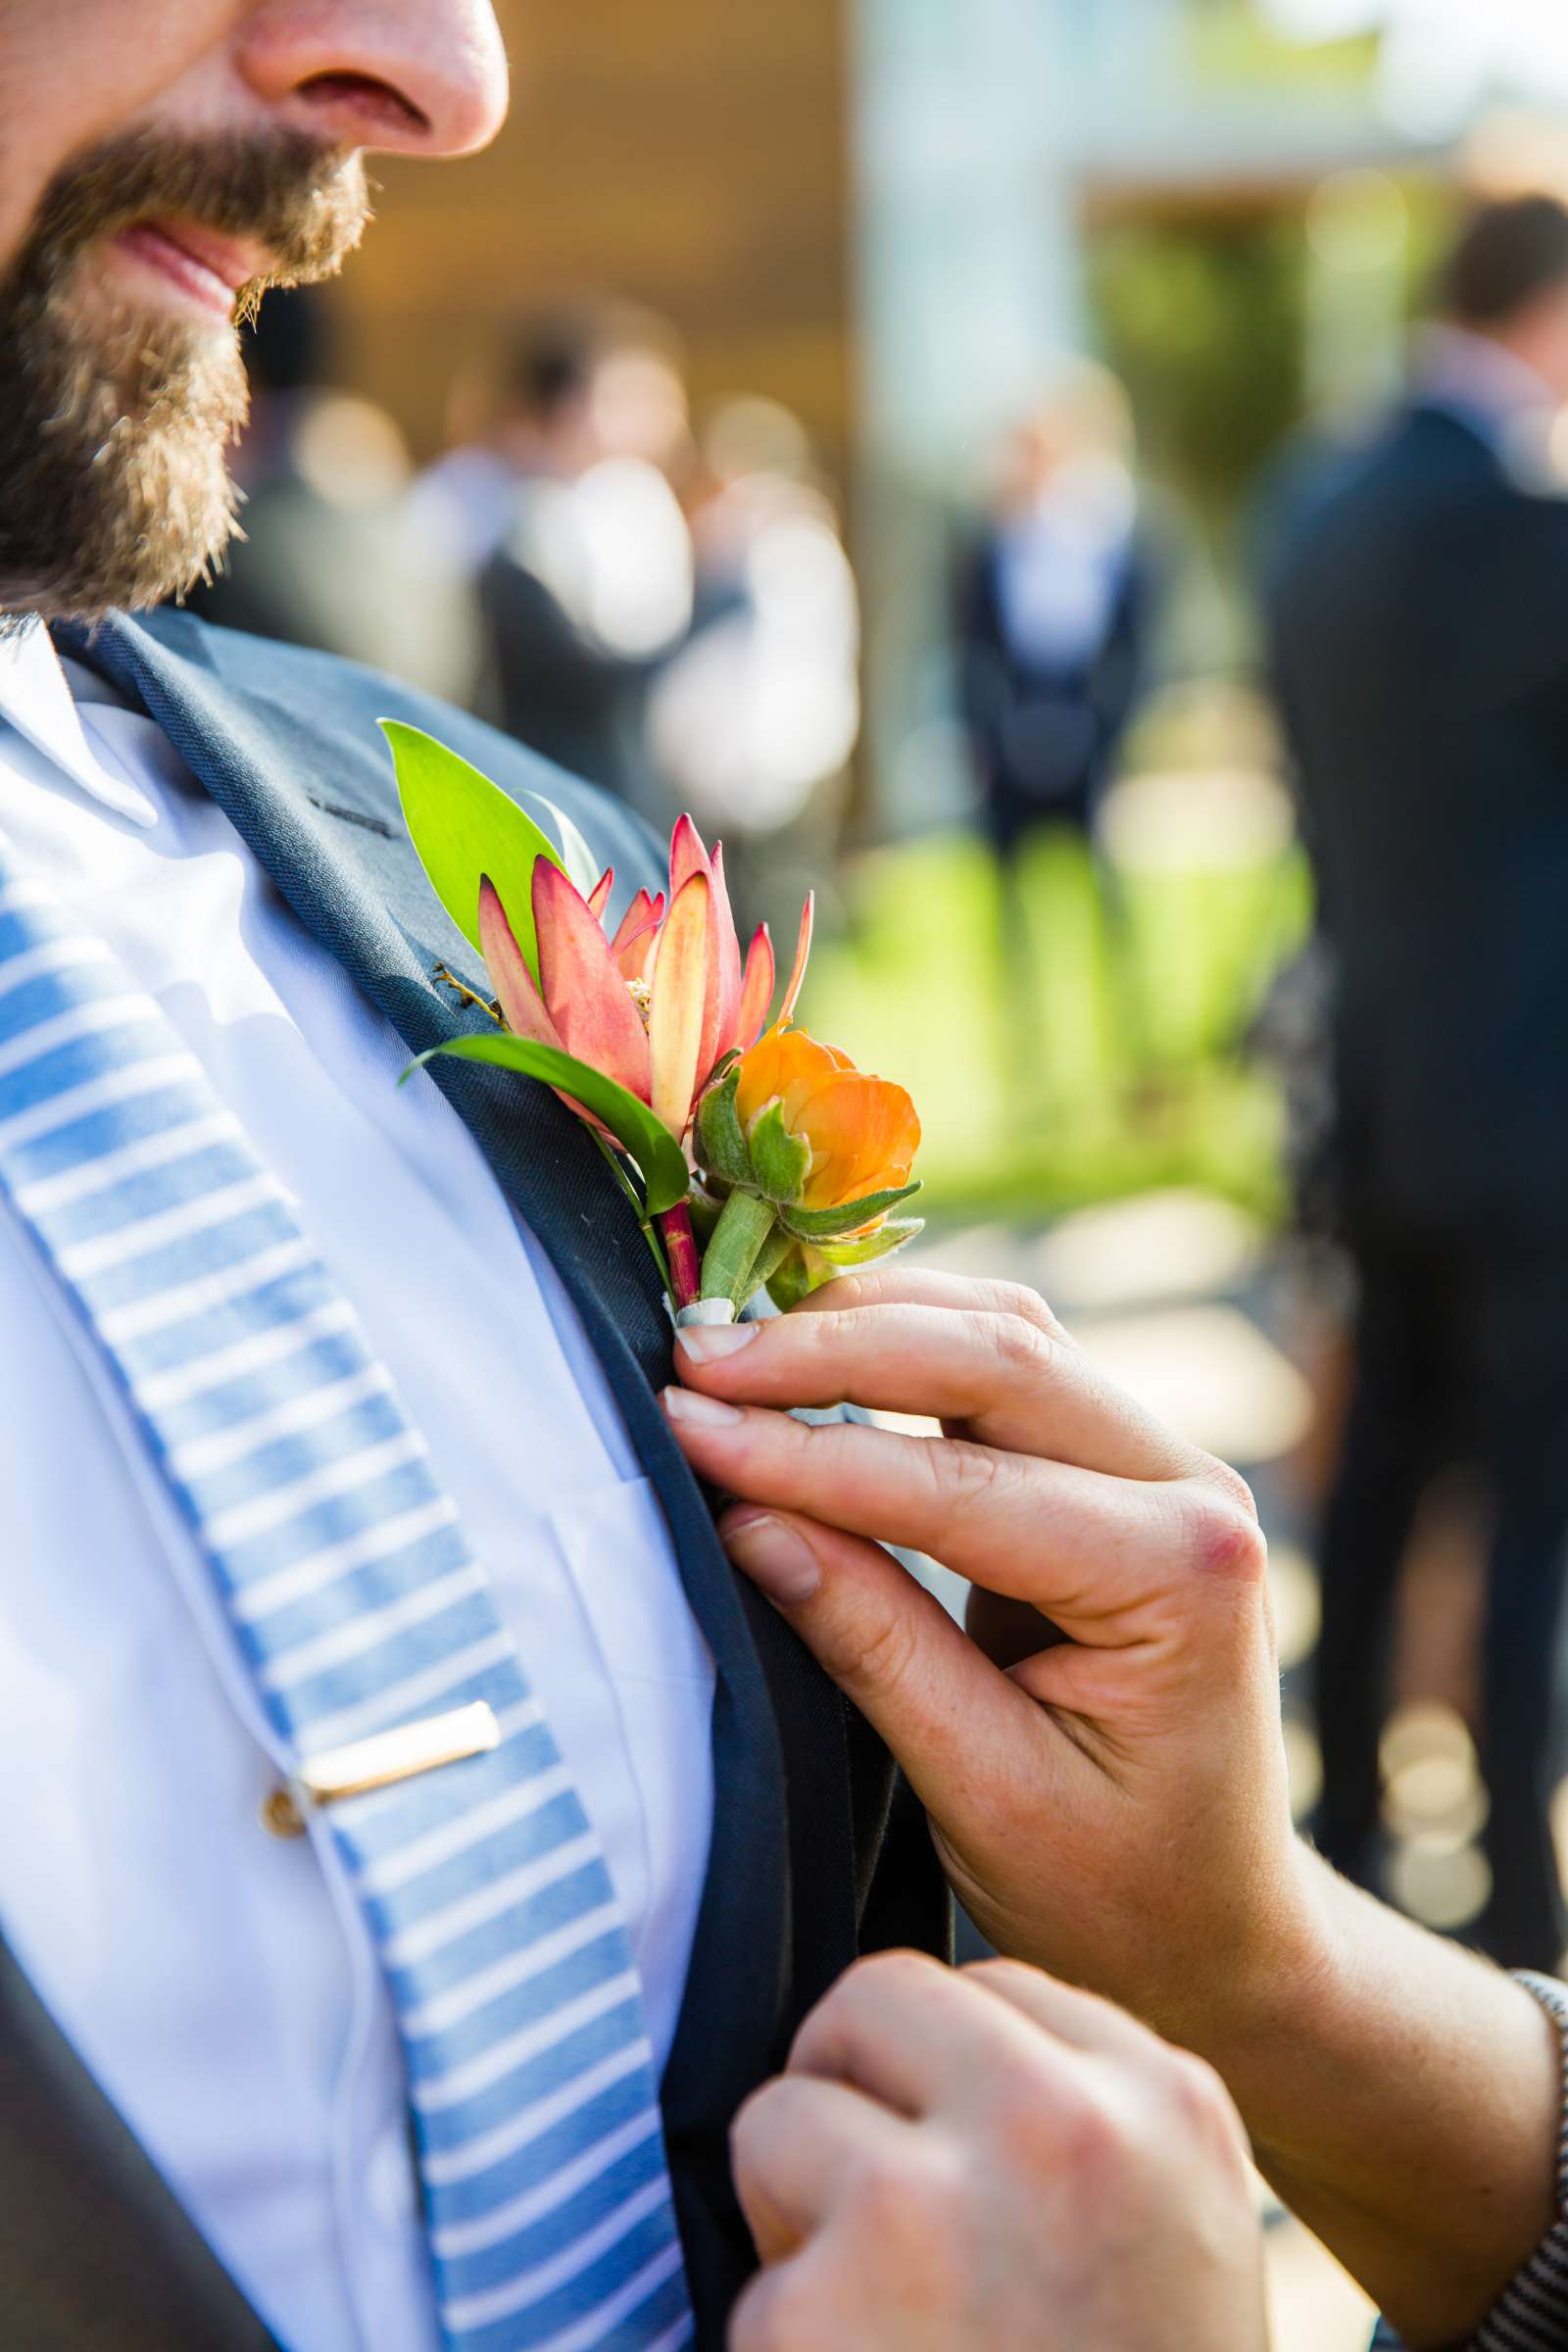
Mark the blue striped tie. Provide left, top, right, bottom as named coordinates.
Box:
left=0, top=845, right=694, bottom=2352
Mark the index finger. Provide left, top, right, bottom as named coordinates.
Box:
left=676, top=1298, right=1201, bottom=1486
left=731, top=2074, right=913, bottom=2263
left=789, top=1950, right=1089, bottom=2123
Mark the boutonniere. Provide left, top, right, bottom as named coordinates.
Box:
left=382, top=720, right=923, bottom=1324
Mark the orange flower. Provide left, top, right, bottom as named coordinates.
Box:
left=733, top=1026, right=921, bottom=1219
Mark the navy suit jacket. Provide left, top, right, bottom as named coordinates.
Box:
left=1267, top=402, right=1568, bottom=1242
left=0, top=607, right=949, bottom=2351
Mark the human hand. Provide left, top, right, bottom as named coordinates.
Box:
left=664, top=1269, right=1319, bottom=2051
left=728, top=1951, right=1269, bottom=2352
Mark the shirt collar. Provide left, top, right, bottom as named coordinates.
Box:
left=1417, top=324, right=1562, bottom=447
left=0, top=619, right=158, bottom=827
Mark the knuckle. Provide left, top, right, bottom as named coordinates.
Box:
left=806, top=1415, right=873, bottom=1489
left=1178, top=1484, right=1268, bottom=1582
left=798, top=1301, right=871, bottom=1358
left=847, top=2145, right=967, bottom=2283
left=994, top=2069, right=1109, bottom=2179
left=988, top=1308, right=1054, bottom=1381
left=797, top=1950, right=936, bottom=2058
left=961, top=1955, right=1042, bottom=2005
left=846, top=1937, right=945, bottom=1994
left=1199, top=1455, right=1261, bottom=1524
left=801, top=1272, right=869, bottom=1313
left=929, top=1434, right=1003, bottom=1506
left=987, top=1279, right=1066, bottom=1337
left=831, top=1599, right=922, bottom=1701
left=730, top=2273, right=812, bottom=2352
left=848, top=2150, right=930, bottom=2237
left=1161, top=2049, right=1249, bottom=2157
left=1058, top=2082, right=1141, bottom=2182
left=841, top=1948, right=946, bottom=2013
left=729, top=2079, right=787, bottom=2181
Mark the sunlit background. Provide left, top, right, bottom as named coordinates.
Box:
left=206, top=6, right=1568, bottom=2340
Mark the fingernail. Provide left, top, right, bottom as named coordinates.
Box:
left=724, top=1514, right=821, bottom=1606
left=662, top=1386, right=744, bottom=1429
left=677, top=1322, right=763, bottom=1364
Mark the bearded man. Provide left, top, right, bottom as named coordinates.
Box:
left=0, top=13, right=946, bottom=2349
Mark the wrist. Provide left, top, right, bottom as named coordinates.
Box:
left=1206, top=1851, right=1561, bottom=2345
left=1209, top=1846, right=1380, bottom=2162
left=1163, top=1838, right=1343, bottom=2118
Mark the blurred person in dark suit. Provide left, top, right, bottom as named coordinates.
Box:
left=1268, top=195, right=1568, bottom=1969
left=185, top=287, right=480, bottom=704
left=956, top=367, right=1155, bottom=1096
left=956, top=367, right=1152, bottom=862
left=416, top=304, right=697, bottom=813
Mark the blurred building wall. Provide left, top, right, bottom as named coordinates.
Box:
left=853, top=0, right=1085, bottom=832
left=328, top=0, right=853, bottom=472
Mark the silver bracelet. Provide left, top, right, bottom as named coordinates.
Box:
left=1471, top=1972, right=1568, bottom=2352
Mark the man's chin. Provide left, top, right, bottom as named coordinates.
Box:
left=54, top=240, right=238, bottom=365
left=0, top=285, right=245, bottom=623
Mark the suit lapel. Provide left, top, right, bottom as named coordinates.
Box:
left=0, top=1940, right=280, bottom=2352
left=53, top=611, right=814, bottom=2201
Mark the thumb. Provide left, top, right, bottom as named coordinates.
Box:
left=719, top=1506, right=1050, bottom=1823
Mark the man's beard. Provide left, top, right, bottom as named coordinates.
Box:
left=0, top=129, right=371, bottom=628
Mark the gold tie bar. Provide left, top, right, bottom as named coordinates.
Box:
left=261, top=1700, right=502, bottom=1838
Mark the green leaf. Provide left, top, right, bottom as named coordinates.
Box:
left=781, top=1180, right=924, bottom=1241
left=748, top=1102, right=812, bottom=1204
left=764, top=1244, right=814, bottom=1312
left=404, top=1033, right=691, bottom=1214
left=688, top=1186, right=723, bottom=1249
left=539, top=796, right=603, bottom=900
left=381, top=718, right=567, bottom=978
left=696, top=1067, right=753, bottom=1188
left=746, top=1224, right=798, bottom=1307
left=808, top=1218, right=925, bottom=1269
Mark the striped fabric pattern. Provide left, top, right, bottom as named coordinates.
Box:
left=1470, top=1974, right=1568, bottom=2352
left=0, top=856, right=692, bottom=2352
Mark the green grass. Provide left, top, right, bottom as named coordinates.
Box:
left=797, top=827, right=1311, bottom=1226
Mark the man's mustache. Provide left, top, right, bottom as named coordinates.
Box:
left=15, top=126, right=371, bottom=310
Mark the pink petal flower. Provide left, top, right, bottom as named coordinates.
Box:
left=532, top=858, right=652, bottom=1102
left=611, top=888, right=664, bottom=980
left=778, top=891, right=815, bottom=1026
left=666, top=817, right=734, bottom=1073
left=668, top=813, right=713, bottom=899
left=710, top=843, right=744, bottom=1057
left=649, top=871, right=712, bottom=1138
left=737, top=923, right=775, bottom=1050
left=587, top=867, right=614, bottom=923
left=478, top=877, right=564, bottom=1050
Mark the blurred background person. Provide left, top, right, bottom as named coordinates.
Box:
left=184, top=288, right=481, bottom=705
left=954, top=366, right=1157, bottom=1102
left=956, top=365, right=1152, bottom=866
left=648, top=394, right=861, bottom=938
left=415, top=300, right=697, bottom=814
left=1267, top=193, right=1568, bottom=1971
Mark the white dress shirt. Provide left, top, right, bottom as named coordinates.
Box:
left=1419, top=323, right=1562, bottom=450
left=0, top=622, right=715, bottom=2352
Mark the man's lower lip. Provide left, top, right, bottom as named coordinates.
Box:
left=113, top=223, right=236, bottom=319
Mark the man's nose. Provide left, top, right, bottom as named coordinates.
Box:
left=239, top=0, right=510, bottom=160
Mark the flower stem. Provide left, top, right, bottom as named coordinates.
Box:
left=750, top=1223, right=797, bottom=1298
left=659, top=1200, right=703, bottom=1311
left=592, top=1135, right=674, bottom=1302
left=701, top=1188, right=779, bottom=1308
